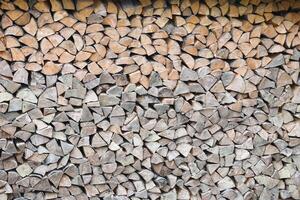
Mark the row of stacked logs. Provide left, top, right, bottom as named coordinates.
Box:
left=0, top=0, right=300, bottom=199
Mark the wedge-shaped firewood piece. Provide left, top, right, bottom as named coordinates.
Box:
left=62, top=0, right=75, bottom=10
left=40, top=38, right=54, bottom=54
left=50, top=0, right=63, bottom=11
left=59, top=52, right=75, bottom=63
left=5, top=36, right=20, bottom=48
left=19, top=34, right=38, bottom=49
left=11, top=48, right=25, bottom=61
left=76, top=0, right=93, bottom=11
left=23, top=18, right=37, bottom=36
left=226, top=75, right=245, bottom=93
left=42, top=62, right=62, bottom=75
left=109, top=41, right=127, bottom=54
left=37, top=27, right=54, bottom=41
left=59, top=40, right=77, bottom=55
left=34, top=2, right=50, bottom=12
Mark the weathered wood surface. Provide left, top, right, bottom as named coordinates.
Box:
left=0, top=0, right=300, bottom=199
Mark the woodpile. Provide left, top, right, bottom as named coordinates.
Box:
left=0, top=0, right=300, bottom=199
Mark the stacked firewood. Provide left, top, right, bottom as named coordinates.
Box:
left=0, top=0, right=300, bottom=199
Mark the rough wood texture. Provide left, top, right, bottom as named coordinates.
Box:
left=0, top=0, right=300, bottom=199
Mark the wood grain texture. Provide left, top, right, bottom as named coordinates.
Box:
left=0, top=0, right=300, bottom=199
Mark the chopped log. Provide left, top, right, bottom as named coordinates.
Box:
left=0, top=0, right=299, bottom=199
